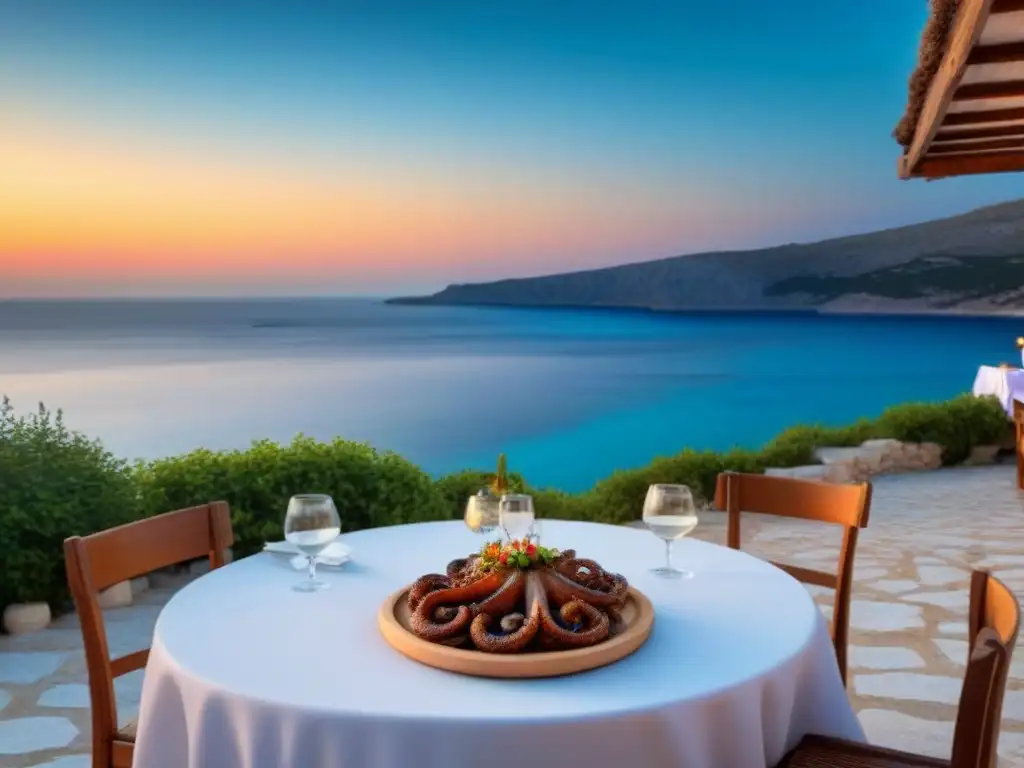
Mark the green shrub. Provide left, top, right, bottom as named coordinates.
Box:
left=434, top=469, right=526, bottom=520
left=133, top=436, right=448, bottom=556
left=875, top=394, right=1009, bottom=465
left=0, top=398, right=137, bottom=610
left=529, top=488, right=599, bottom=522
left=1, top=390, right=1013, bottom=619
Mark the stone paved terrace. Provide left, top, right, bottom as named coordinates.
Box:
left=2, top=464, right=1024, bottom=766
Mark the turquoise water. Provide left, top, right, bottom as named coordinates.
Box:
left=0, top=299, right=1017, bottom=491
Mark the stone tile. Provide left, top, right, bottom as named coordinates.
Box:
left=933, top=638, right=968, bottom=666
left=870, top=580, right=919, bottom=595
left=849, top=600, right=925, bottom=632
left=27, top=757, right=90, bottom=768
left=937, top=621, right=967, bottom=636
left=0, top=653, right=66, bottom=684
left=992, top=568, right=1024, bottom=581
left=849, top=646, right=925, bottom=670
left=853, top=567, right=888, bottom=581
left=857, top=709, right=952, bottom=759
left=114, top=670, right=145, bottom=710
left=999, top=731, right=1024, bottom=761
left=0, top=717, right=78, bottom=754
left=981, top=555, right=1024, bottom=567
left=915, top=565, right=967, bottom=586
left=853, top=673, right=963, bottom=705
left=38, top=684, right=90, bottom=709
left=902, top=591, right=971, bottom=610
left=1003, top=689, right=1024, bottom=723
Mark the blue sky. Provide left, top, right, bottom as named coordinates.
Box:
left=2, top=0, right=1023, bottom=296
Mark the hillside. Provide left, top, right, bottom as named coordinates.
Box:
left=390, top=200, right=1024, bottom=314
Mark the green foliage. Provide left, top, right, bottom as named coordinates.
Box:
left=134, top=436, right=448, bottom=556
left=0, top=398, right=137, bottom=609
left=875, top=394, right=1009, bottom=465
left=765, top=254, right=1024, bottom=305
left=435, top=468, right=526, bottom=519
left=0, top=391, right=1013, bottom=619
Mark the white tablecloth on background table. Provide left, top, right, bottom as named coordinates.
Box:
left=973, top=364, right=1024, bottom=417
left=134, top=520, right=864, bottom=768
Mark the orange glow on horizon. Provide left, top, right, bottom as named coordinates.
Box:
left=0, top=120, right=745, bottom=292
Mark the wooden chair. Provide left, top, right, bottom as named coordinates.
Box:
left=1014, top=399, right=1024, bottom=490
left=714, top=471, right=871, bottom=685
left=777, top=570, right=1020, bottom=768
left=64, top=502, right=234, bottom=768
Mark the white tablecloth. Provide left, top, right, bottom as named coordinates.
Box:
left=973, top=364, right=1024, bottom=417
left=134, top=520, right=863, bottom=768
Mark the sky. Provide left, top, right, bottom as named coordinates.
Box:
left=3, top=0, right=1024, bottom=298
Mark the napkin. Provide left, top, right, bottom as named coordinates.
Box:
left=263, top=540, right=352, bottom=569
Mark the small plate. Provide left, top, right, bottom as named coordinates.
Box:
left=263, top=540, right=352, bottom=567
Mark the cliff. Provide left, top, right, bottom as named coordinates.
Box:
left=390, top=199, right=1024, bottom=313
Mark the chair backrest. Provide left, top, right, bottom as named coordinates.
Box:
left=1014, top=400, right=1024, bottom=489
left=63, top=502, right=234, bottom=762
left=713, top=471, right=871, bottom=684
left=951, top=571, right=1020, bottom=768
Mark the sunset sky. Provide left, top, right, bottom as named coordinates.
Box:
left=4, top=1, right=1024, bottom=298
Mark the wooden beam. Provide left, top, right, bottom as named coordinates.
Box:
left=968, top=42, right=1024, bottom=65
left=991, top=0, right=1024, bottom=11
left=901, top=0, right=996, bottom=179
left=934, top=124, right=1024, bottom=140
left=943, top=105, right=1024, bottom=124
left=913, top=149, right=1024, bottom=177
left=928, top=136, right=1024, bottom=153
left=954, top=80, right=1024, bottom=100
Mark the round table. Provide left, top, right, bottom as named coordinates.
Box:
left=134, top=520, right=864, bottom=768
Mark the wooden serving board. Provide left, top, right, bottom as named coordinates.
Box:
left=377, top=585, right=654, bottom=678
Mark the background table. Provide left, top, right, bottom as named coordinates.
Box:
left=134, top=520, right=863, bottom=768
left=973, top=364, right=1024, bottom=417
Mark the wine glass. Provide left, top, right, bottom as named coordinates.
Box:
left=643, top=484, right=698, bottom=580
left=465, top=489, right=500, bottom=538
left=528, top=518, right=543, bottom=546
left=499, top=494, right=535, bottom=543
left=284, top=494, right=341, bottom=592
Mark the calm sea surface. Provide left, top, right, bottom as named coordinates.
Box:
left=0, top=299, right=1017, bottom=491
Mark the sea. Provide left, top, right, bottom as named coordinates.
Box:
left=0, top=298, right=1017, bottom=492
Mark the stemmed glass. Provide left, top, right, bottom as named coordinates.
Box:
left=284, top=494, right=341, bottom=592
left=643, top=484, right=698, bottom=580
left=464, top=489, right=500, bottom=538
left=499, top=494, right=535, bottom=542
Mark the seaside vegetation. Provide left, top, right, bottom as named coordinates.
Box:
left=0, top=392, right=1009, bottom=616
left=765, top=254, right=1024, bottom=306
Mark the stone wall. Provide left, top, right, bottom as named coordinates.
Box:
left=765, top=440, right=1001, bottom=485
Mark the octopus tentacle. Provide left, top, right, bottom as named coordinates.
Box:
left=410, top=572, right=506, bottom=641
left=470, top=572, right=543, bottom=653
left=473, top=569, right=525, bottom=618
left=408, top=574, right=450, bottom=612
left=541, top=569, right=627, bottom=609
left=408, top=548, right=630, bottom=653
left=539, top=599, right=610, bottom=649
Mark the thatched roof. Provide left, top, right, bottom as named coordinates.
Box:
left=895, top=0, right=1024, bottom=179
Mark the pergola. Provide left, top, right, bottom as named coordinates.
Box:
left=896, top=0, right=1024, bottom=179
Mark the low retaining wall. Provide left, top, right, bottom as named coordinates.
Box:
left=765, top=440, right=1001, bottom=485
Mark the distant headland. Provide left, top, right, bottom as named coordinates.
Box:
left=389, top=200, right=1024, bottom=316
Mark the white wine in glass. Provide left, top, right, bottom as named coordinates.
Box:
left=499, top=494, right=535, bottom=542
left=284, top=494, right=341, bottom=592
left=643, top=484, right=698, bottom=579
